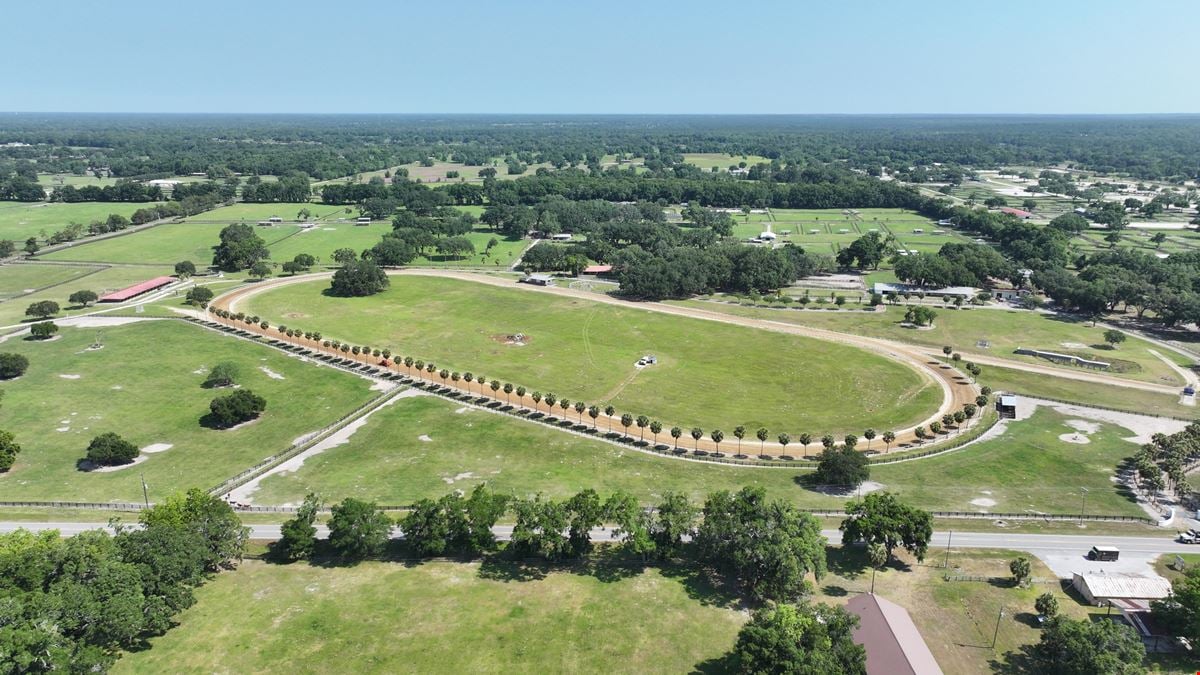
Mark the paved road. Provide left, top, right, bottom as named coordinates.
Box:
left=4, top=521, right=1195, bottom=578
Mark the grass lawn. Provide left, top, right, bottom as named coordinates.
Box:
left=0, top=266, right=177, bottom=328
left=244, top=275, right=939, bottom=436
left=682, top=152, right=769, bottom=170
left=0, top=320, right=376, bottom=502
left=981, top=364, right=1194, bottom=418
left=0, top=263, right=104, bottom=301
left=252, top=393, right=1143, bottom=521
left=673, top=300, right=1186, bottom=386
left=249, top=394, right=810, bottom=507
left=116, top=558, right=745, bottom=674
left=181, top=202, right=331, bottom=222
left=42, top=223, right=229, bottom=265
left=0, top=201, right=159, bottom=242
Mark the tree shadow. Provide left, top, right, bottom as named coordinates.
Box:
left=691, top=652, right=736, bottom=674
left=988, top=644, right=1037, bottom=674
left=477, top=556, right=549, bottom=582
left=657, top=561, right=745, bottom=610
left=1014, top=611, right=1042, bottom=628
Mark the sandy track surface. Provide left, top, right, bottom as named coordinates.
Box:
left=211, top=270, right=979, bottom=455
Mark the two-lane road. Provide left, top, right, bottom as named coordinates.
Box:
left=3, top=521, right=1193, bottom=577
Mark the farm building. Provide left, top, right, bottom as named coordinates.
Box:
left=872, top=283, right=977, bottom=299
left=1072, top=572, right=1171, bottom=607
left=996, top=394, right=1020, bottom=419
left=550, top=233, right=572, bottom=241
left=98, top=276, right=175, bottom=303
left=583, top=264, right=612, bottom=275
left=519, top=273, right=555, bottom=286
left=355, top=217, right=371, bottom=226
left=998, top=207, right=1034, bottom=219
left=846, top=593, right=943, bottom=675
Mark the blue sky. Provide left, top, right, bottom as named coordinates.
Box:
left=4, top=0, right=1197, bottom=114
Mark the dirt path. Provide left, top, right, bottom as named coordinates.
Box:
left=211, top=270, right=978, bottom=454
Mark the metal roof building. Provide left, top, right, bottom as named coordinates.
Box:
left=1072, top=572, right=1172, bottom=606
left=98, top=276, right=175, bottom=303
left=846, top=593, right=943, bottom=675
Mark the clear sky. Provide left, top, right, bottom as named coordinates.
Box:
left=4, top=0, right=1197, bottom=114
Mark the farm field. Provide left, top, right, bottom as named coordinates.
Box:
left=673, top=300, right=1189, bottom=386
left=978, top=364, right=1194, bottom=417
left=0, top=265, right=176, bottom=327
left=114, top=548, right=1108, bottom=675
left=0, top=263, right=103, bottom=300
left=252, top=390, right=1141, bottom=518
left=242, top=275, right=940, bottom=436
left=681, top=152, right=770, bottom=170
left=731, top=207, right=967, bottom=256
left=181, top=202, right=335, bottom=222
left=0, top=320, right=376, bottom=502
left=116, top=559, right=745, bottom=674
left=36, top=173, right=119, bottom=188
left=0, top=201, right=159, bottom=242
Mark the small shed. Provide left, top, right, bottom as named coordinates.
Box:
left=550, top=233, right=572, bottom=241
left=355, top=217, right=371, bottom=226
left=583, top=264, right=612, bottom=275
left=520, top=273, right=554, bottom=286
left=996, top=395, right=1019, bottom=419
left=1072, top=572, right=1171, bottom=607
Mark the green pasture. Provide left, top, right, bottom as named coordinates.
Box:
left=42, top=223, right=229, bottom=265
left=36, top=173, right=119, bottom=189
left=0, top=263, right=103, bottom=301
left=979, top=364, right=1193, bottom=417
left=675, top=300, right=1187, bottom=386
left=0, top=266, right=177, bottom=327
left=181, top=202, right=335, bottom=222
left=0, top=201, right=159, bottom=242
left=0, top=321, right=375, bottom=502
left=681, top=152, right=769, bottom=170
left=244, top=275, right=939, bottom=435
left=116, top=559, right=744, bottom=674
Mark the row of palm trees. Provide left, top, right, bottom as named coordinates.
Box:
left=208, top=309, right=980, bottom=456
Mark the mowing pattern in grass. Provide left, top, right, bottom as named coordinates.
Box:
left=244, top=275, right=939, bottom=435
left=0, top=321, right=375, bottom=502
left=116, top=560, right=744, bottom=674
left=0, top=263, right=103, bottom=301
left=674, top=300, right=1186, bottom=386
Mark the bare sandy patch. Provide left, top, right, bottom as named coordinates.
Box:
left=1065, top=419, right=1100, bottom=434
left=81, top=455, right=150, bottom=472
left=1059, top=433, right=1091, bottom=444
left=971, top=497, right=997, bottom=508
left=418, top=434, right=433, bottom=442
left=258, top=366, right=285, bottom=380
left=141, top=443, right=174, bottom=454
left=58, top=374, right=81, bottom=380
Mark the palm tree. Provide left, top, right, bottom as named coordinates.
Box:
left=636, top=415, right=649, bottom=442
left=502, top=383, right=514, bottom=404
left=544, top=392, right=557, bottom=411
left=914, top=426, right=927, bottom=444
left=798, top=433, right=812, bottom=458
left=451, top=371, right=461, bottom=388
left=821, top=434, right=836, bottom=451
left=710, top=429, right=724, bottom=455
left=574, top=400, right=586, bottom=423
left=756, top=427, right=769, bottom=455
left=463, top=372, right=474, bottom=393
left=620, top=413, right=634, bottom=439
left=882, top=431, right=896, bottom=453
left=690, top=427, right=704, bottom=452
left=733, top=425, right=746, bottom=455
left=670, top=426, right=682, bottom=450
left=532, top=391, right=542, bottom=408
left=490, top=380, right=501, bottom=399
left=930, top=421, right=942, bottom=435
left=588, top=405, right=600, bottom=429
left=844, top=434, right=858, bottom=451
left=650, top=420, right=662, bottom=446
left=474, top=375, right=485, bottom=396
left=515, top=386, right=527, bottom=409
left=604, top=405, right=616, bottom=432
left=559, top=398, right=571, bottom=418
left=426, top=363, right=437, bottom=377
left=863, top=428, right=876, bottom=451
left=778, top=433, right=790, bottom=456
left=439, top=369, right=449, bottom=387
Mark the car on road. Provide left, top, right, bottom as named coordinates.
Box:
left=1179, top=531, right=1200, bottom=544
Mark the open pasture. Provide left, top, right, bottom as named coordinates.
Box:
left=181, top=202, right=335, bottom=222
left=681, top=152, right=770, bottom=170
left=0, top=263, right=103, bottom=301
left=675, top=300, right=1188, bottom=386
left=0, top=201, right=158, bottom=242
left=243, top=275, right=940, bottom=436
left=0, top=265, right=178, bottom=327
left=0, top=320, right=375, bottom=502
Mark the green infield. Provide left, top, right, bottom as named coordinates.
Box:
left=250, top=393, right=1141, bottom=518
left=0, top=201, right=158, bottom=242
left=115, top=559, right=744, bottom=674
left=981, top=364, right=1194, bottom=417
left=0, top=263, right=104, bottom=301
left=0, top=320, right=376, bottom=502
left=242, top=275, right=940, bottom=435
left=673, top=300, right=1188, bottom=386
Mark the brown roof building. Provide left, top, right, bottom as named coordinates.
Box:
left=846, top=593, right=943, bottom=675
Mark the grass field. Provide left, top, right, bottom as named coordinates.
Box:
left=252, top=391, right=1142, bottom=518
left=981, top=364, right=1194, bottom=417
left=0, top=201, right=159, bottom=242
left=42, top=221, right=527, bottom=269
left=0, top=265, right=178, bottom=327
left=182, top=202, right=335, bottom=222
left=674, top=300, right=1188, bottom=386
left=115, top=548, right=1119, bottom=675
left=116, top=558, right=745, bottom=674
left=681, top=152, right=770, bottom=170
left=243, top=275, right=940, bottom=435
left=0, top=263, right=104, bottom=301
left=0, top=320, right=376, bottom=502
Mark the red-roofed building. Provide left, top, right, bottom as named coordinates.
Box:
left=583, top=264, right=613, bottom=275
left=98, top=276, right=175, bottom=303
left=998, top=207, right=1034, bottom=219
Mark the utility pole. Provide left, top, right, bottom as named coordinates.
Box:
left=1079, top=487, right=1089, bottom=525
left=943, top=530, right=953, bottom=568
left=992, top=607, right=1005, bottom=649
left=140, top=473, right=150, bottom=508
